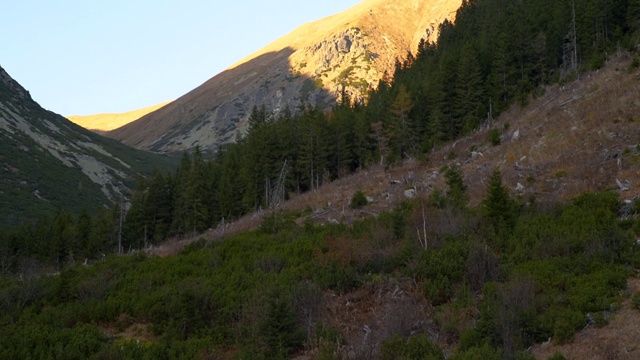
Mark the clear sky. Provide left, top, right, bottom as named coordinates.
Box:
left=1, top=0, right=361, bottom=116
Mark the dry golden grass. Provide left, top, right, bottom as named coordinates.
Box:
left=231, top=0, right=462, bottom=71
left=67, top=101, right=171, bottom=132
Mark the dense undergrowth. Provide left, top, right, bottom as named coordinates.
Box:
left=1, top=174, right=639, bottom=359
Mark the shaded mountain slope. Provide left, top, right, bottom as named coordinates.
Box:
left=106, top=0, right=462, bottom=153
left=0, top=66, right=175, bottom=224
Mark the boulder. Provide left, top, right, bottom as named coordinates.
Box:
left=338, top=36, right=352, bottom=53
left=512, top=129, right=520, bottom=141
left=404, top=189, right=417, bottom=199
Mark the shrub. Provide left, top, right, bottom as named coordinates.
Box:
left=632, top=292, right=640, bottom=309
left=591, top=311, right=608, bottom=328
left=381, top=334, right=444, bottom=360
left=350, top=190, right=368, bottom=209
left=488, top=128, right=501, bottom=146
left=547, top=352, right=568, bottom=360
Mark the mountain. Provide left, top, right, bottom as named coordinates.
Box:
left=106, top=0, right=462, bottom=153
left=0, top=66, right=175, bottom=225
left=66, top=101, right=172, bottom=132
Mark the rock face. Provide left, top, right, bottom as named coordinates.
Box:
left=0, top=66, right=172, bottom=224
left=106, top=0, right=463, bottom=153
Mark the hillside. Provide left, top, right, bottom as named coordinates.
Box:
left=2, top=0, right=640, bottom=358
left=2, top=57, right=640, bottom=359
left=163, top=52, right=640, bottom=256
left=67, top=101, right=172, bottom=132
left=105, top=0, right=462, bottom=153
left=149, top=52, right=640, bottom=359
left=0, top=66, right=175, bottom=225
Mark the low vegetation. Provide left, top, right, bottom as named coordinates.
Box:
left=1, top=176, right=638, bottom=358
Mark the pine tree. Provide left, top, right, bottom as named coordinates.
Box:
left=183, top=147, right=209, bottom=235
left=77, top=209, right=92, bottom=258
left=387, top=84, right=415, bottom=161
left=454, top=42, right=485, bottom=134
left=171, top=152, right=192, bottom=236
left=445, top=165, right=468, bottom=210
left=482, top=168, right=517, bottom=238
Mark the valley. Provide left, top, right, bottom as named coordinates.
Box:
left=1, top=0, right=640, bottom=359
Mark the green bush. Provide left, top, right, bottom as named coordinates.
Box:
left=488, top=128, right=501, bottom=146
left=350, top=190, right=369, bottom=209
left=381, top=334, right=444, bottom=360
left=547, top=351, right=568, bottom=360
left=552, top=308, right=584, bottom=344
left=450, top=342, right=502, bottom=360
left=632, top=292, right=640, bottom=309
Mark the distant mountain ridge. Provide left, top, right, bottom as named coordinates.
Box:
left=105, top=0, right=462, bottom=153
left=67, top=101, right=172, bottom=132
left=0, top=66, right=174, bottom=224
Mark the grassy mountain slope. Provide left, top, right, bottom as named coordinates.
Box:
left=105, top=0, right=462, bottom=153
left=67, top=101, right=172, bottom=132
left=0, top=66, right=176, bottom=225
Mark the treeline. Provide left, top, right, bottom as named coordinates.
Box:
left=124, top=0, right=640, bottom=246
left=0, top=208, right=122, bottom=273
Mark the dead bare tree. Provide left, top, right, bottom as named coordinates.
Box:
left=416, top=202, right=428, bottom=250
left=267, top=159, right=289, bottom=209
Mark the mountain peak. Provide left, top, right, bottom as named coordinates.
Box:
left=0, top=66, right=33, bottom=103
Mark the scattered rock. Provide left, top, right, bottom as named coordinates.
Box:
left=471, top=151, right=484, bottom=160
left=516, top=183, right=525, bottom=192
left=616, top=178, right=631, bottom=191
left=512, top=129, right=520, bottom=141
left=404, top=189, right=417, bottom=199
left=366, top=196, right=374, bottom=203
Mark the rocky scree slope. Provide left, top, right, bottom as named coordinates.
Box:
left=106, top=0, right=462, bottom=153
left=0, top=66, right=174, bottom=224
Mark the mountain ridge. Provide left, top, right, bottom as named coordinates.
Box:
left=105, top=0, right=462, bottom=153
left=67, top=101, right=172, bottom=132
left=0, top=65, right=175, bottom=224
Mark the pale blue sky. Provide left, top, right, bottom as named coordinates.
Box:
left=1, top=1, right=361, bottom=116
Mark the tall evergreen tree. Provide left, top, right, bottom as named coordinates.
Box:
left=445, top=165, right=469, bottom=210
left=455, top=43, right=486, bottom=134
left=482, top=168, right=517, bottom=240
left=387, top=84, right=415, bottom=161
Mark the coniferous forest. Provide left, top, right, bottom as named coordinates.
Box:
left=2, top=0, right=640, bottom=358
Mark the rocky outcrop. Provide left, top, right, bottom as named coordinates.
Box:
left=0, top=66, right=32, bottom=102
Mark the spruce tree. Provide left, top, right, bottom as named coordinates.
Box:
left=482, top=168, right=517, bottom=238
left=445, top=165, right=468, bottom=210
left=387, top=84, right=415, bottom=161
